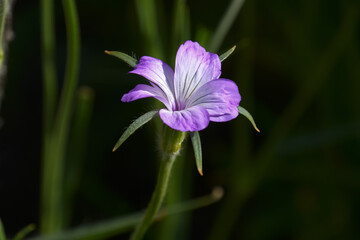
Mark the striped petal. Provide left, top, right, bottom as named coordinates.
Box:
left=121, top=84, right=172, bottom=110
left=130, top=56, right=175, bottom=110
left=174, top=41, right=221, bottom=109
left=159, top=105, right=210, bottom=132
left=187, top=79, right=241, bottom=122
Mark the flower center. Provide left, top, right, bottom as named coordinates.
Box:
left=174, top=99, right=186, bottom=111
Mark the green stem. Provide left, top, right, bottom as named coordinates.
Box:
left=40, top=0, right=58, bottom=234
left=40, top=0, right=80, bottom=234
left=130, top=154, right=177, bottom=240
left=0, top=0, right=8, bottom=66
left=40, top=0, right=57, bottom=133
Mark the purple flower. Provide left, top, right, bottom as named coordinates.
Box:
left=121, top=40, right=241, bottom=132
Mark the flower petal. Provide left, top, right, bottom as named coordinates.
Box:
left=121, top=84, right=172, bottom=110
left=187, top=79, right=241, bottom=122
left=174, top=41, right=221, bottom=108
left=130, top=56, right=175, bottom=110
left=159, top=106, right=210, bottom=132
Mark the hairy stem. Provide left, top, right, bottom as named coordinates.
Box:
left=130, top=154, right=177, bottom=240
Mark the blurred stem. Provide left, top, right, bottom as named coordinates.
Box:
left=40, top=0, right=58, bottom=234
left=40, top=0, right=57, bottom=133
left=208, top=0, right=246, bottom=52
left=40, top=0, right=80, bottom=234
left=64, top=87, right=94, bottom=226
left=130, top=154, right=177, bottom=240
left=0, top=0, right=7, bottom=67
left=135, top=0, right=164, bottom=59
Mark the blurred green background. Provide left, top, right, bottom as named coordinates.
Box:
left=1, top=0, right=360, bottom=239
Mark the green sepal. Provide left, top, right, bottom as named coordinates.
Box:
left=0, top=219, right=5, bottom=240
left=237, top=106, right=260, bottom=132
left=219, top=45, right=236, bottom=62
left=112, top=110, right=158, bottom=152
left=13, top=224, right=36, bottom=240
left=190, top=131, right=203, bottom=176
left=105, top=50, right=138, bottom=68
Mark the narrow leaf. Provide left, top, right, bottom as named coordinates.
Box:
left=27, top=189, right=222, bottom=240
left=0, top=219, right=5, bottom=240
left=237, top=106, right=260, bottom=132
left=105, top=50, right=138, bottom=68
left=112, top=110, right=158, bottom=152
left=13, top=224, right=36, bottom=240
left=190, top=131, right=203, bottom=176
left=219, top=45, right=236, bottom=62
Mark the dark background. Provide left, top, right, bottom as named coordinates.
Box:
left=1, top=0, right=359, bottom=239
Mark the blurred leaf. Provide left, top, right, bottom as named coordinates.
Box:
left=105, top=50, right=138, bottom=68
left=28, top=189, right=223, bottom=240
left=113, top=110, right=158, bottom=151
left=219, top=45, right=236, bottom=62
left=190, top=131, right=203, bottom=176
left=237, top=106, right=260, bottom=132
left=13, top=224, right=36, bottom=240
left=0, top=219, right=5, bottom=240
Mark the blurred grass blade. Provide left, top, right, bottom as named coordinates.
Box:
left=190, top=131, right=203, bottom=176
left=0, top=0, right=7, bottom=66
left=208, top=0, right=246, bottom=52
left=0, top=219, right=5, bottom=240
left=113, top=110, right=158, bottom=152
left=237, top=106, right=260, bottom=132
left=105, top=50, right=138, bottom=68
left=13, top=224, right=36, bottom=240
left=170, top=0, right=190, bottom=63
left=134, top=0, right=164, bottom=59
left=219, top=45, right=236, bottom=62
left=28, top=188, right=223, bottom=240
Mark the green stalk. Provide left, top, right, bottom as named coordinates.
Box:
left=40, top=0, right=58, bottom=234
left=0, top=0, right=7, bottom=67
left=130, top=128, right=186, bottom=240
left=40, top=0, right=57, bottom=133
left=130, top=154, right=177, bottom=240
left=208, top=0, right=246, bottom=52
left=40, top=0, right=80, bottom=234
